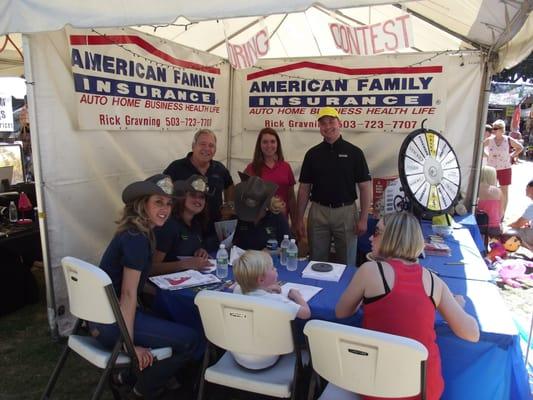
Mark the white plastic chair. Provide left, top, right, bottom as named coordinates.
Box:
left=304, top=320, right=428, bottom=400
left=194, top=290, right=305, bottom=400
left=41, top=256, right=171, bottom=400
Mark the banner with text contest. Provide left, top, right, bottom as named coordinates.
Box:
left=240, top=54, right=448, bottom=133
left=66, top=27, right=226, bottom=131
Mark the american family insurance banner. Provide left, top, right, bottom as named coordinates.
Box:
left=66, top=27, right=226, bottom=131
left=239, top=55, right=447, bottom=133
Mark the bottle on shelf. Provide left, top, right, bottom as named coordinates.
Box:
left=8, top=201, right=18, bottom=223
left=286, top=239, right=298, bottom=272
left=280, top=234, right=290, bottom=266
left=216, top=244, right=229, bottom=279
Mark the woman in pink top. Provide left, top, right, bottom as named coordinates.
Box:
left=477, top=166, right=503, bottom=236
left=483, top=119, right=523, bottom=216
left=245, top=128, right=297, bottom=224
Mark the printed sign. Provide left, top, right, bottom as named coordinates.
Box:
left=66, top=27, right=227, bottom=131
left=373, top=176, right=398, bottom=213
left=227, top=28, right=270, bottom=69
left=0, top=95, right=14, bottom=132
left=330, top=14, right=414, bottom=56
left=240, top=57, right=447, bottom=132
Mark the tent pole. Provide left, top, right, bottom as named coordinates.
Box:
left=226, top=64, right=235, bottom=171
left=22, top=34, right=58, bottom=340
left=470, top=55, right=493, bottom=213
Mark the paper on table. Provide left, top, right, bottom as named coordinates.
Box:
left=281, top=282, right=322, bottom=302
left=177, top=256, right=216, bottom=273
left=301, top=261, right=346, bottom=282
left=229, top=245, right=245, bottom=265
left=149, top=270, right=220, bottom=290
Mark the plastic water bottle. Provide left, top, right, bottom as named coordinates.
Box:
left=216, top=244, right=229, bottom=279
left=8, top=201, right=18, bottom=223
left=280, top=235, right=290, bottom=266
left=286, top=239, right=298, bottom=272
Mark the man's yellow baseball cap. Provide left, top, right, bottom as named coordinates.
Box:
left=317, top=107, right=339, bottom=120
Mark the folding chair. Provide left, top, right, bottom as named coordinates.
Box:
left=41, top=256, right=171, bottom=400
left=304, top=320, right=428, bottom=400
left=194, top=290, right=305, bottom=400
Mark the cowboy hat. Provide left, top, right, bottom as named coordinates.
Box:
left=121, top=174, right=174, bottom=203
left=235, top=176, right=278, bottom=222
left=173, top=175, right=211, bottom=196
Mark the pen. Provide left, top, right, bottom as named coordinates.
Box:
left=445, top=261, right=465, bottom=265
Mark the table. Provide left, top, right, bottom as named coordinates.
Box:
left=0, top=221, right=41, bottom=315
left=153, top=222, right=530, bottom=400
left=454, top=213, right=486, bottom=254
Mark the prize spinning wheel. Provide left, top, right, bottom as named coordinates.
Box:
left=398, top=127, right=461, bottom=219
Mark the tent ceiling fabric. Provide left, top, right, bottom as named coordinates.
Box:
left=0, top=1, right=531, bottom=70
left=0, top=34, right=23, bottom=77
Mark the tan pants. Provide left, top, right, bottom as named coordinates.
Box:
left=308, top=202, right=358, bottom=265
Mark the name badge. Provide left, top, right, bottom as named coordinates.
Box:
left=338, top=154, right=348, bottom=158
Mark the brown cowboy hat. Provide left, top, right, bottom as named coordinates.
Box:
left=235, top=176, right=278, bottom=222
left=121, top=174, right=174, bottom=203
left=173, top=175, right=212, bottom=196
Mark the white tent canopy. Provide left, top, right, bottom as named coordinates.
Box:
left=0, top=1, right=532, bottom=71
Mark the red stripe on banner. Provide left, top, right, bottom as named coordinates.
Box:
left=70, top=34, right=220, bottom=75
left=247, top=61, right=442, bottom=80
left=69, top=35, right=88, bottom=45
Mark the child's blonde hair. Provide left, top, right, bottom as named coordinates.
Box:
left=480, top=166, right=497, bottom=186
left=233, top=250, right=273, bottom=294
left=269, top=195, right=285, bottom=214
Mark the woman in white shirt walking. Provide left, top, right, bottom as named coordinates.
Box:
left=483, top=119, right=523, bottom=218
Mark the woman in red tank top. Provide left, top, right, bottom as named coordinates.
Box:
left=336, top=212, right=480, bottom=400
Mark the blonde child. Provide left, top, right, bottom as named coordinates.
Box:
left=231, top=250, right=310, bottom=369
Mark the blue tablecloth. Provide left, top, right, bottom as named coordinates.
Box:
left=455, top=213, right=486, bottom=254
left=153, top=221, right=530, bottom=400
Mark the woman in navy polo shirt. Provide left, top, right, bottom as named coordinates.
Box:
left=233, top=175, right=290, bottom=250
left=89, top=174, right=199, bottom=398
left=152, top=175, right=215, bottom=273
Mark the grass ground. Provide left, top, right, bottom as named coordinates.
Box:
left=0, top=268, right=115, bottom=400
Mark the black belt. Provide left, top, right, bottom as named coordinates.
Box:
left=314, top=200, right=354, bottom=209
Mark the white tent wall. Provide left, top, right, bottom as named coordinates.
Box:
left=230, top=52, right=483, bottom=200
left=24, top=29, right=231, bottom=333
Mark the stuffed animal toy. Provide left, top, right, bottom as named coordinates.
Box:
left=493, top=258, right=533, bottom=288
left=485, top=235, right=522, bottom=265
left=485, top=240, right=507, bottom=264
left=501, top=234, right=522, bottom=253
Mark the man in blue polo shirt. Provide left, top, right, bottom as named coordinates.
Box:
left=163, top=129, right=234, bottom=229
left=296, top=107, right=371, bottom=265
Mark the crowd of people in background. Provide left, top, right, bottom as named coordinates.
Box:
left=480, top=118, right=533, bottom=251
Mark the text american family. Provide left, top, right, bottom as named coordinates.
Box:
left=71, top=48, right=440, bottom=128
